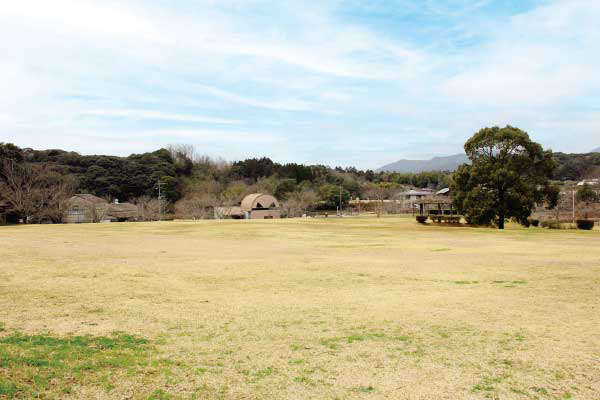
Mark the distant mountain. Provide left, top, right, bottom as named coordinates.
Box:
left=592, top=147, right=600, bottom=153
left=376, top=154, right=469, bottom=173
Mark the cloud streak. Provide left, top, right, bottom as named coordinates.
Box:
left=81, top=109, right=243, bottom=124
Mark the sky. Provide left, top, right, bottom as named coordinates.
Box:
left=1, top=0, right=599, bottom=169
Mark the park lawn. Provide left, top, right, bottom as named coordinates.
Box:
left=0, top=217, right=599, bottom=399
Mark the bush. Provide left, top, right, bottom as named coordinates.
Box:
left=521, top=219, right=530, bottom=228
left=529, top=219, right=539, bottom=227
left=576, top=219, right=595, bottom=230
left=416, top=215, right=427, bottom=224
left=541, top=220, right=561, bottom=229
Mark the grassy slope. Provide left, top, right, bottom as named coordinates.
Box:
left=0, top=217, right=599, bottom=399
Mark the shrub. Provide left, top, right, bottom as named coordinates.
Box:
left=521, top=219, right=530, bottom=228
left=529, top=219, right=539, bottom=227
left=541, top=220, right=561, bottom=229
left=576, top=219, right=595, bottom=230
left=416, top=215, right=427, bottom=224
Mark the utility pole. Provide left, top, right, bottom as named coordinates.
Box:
left=157, top=180, right=165, bottom=221
left=339, top=186, right=342, bottom=216
left=572, top=189, right=575, bottom=224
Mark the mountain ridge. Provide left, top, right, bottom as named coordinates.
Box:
left=376, top=154, right=469, bottom=173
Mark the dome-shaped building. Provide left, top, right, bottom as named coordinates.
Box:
left=240, top=193, right=281, bottom=219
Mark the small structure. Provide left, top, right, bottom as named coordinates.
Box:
left=397, top=188, right=434, bottom=201
left=64, top=194, right=109, bottom=223
left=397, top=188, right=434, bottom=210
left=240, top=193, right=281, bottom=219
left=64, top=195, right=139, bottom=223
left=107, top=199, right=139, bottom=222
left=414, top=194, right=458, bottom=222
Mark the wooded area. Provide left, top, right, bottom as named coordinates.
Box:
left=1, top=141, right=599, bottom=223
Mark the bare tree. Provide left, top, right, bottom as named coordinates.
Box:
left=363, top=183, right=384, bottom=217
left=0, top=160, right=74, bottom=223
left=175, top=193, right=219, bottom=219
left=134, top=196, right=160, bottom=221
left=167, top=144, right=196, bottom=162
left=32, top=171, right=76, bottom=223
left=0, top=160, right=38, bottom=223
left=281, top=189, right=318, bottom=218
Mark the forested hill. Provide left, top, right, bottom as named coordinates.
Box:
left=19, top=147, right=190, bottom=202
left=552, top=152, right=600, bottom=181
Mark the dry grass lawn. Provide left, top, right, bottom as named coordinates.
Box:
left=1, top=217, right=599, bottom=399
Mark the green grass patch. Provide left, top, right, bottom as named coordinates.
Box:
left=293, top=375, right=315, bottom=386
left=532, top=386, right=548, bottom=395
left=0, top=331, right=156, bottom=398
left=250, top=367, right=274, bottom=382
left=353, top=385, right=375, bottom=393
left=471, top=373, right=510, bottom=394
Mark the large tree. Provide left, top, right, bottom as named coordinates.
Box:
left=452, top=126, right=558, bottom=229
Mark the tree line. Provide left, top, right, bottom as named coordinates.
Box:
left=1, top=132, right=598, bottom=225
left=0, top=142, right=451, bottom=222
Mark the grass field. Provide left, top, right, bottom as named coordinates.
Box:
left=1, top=217, right=599, bottom=399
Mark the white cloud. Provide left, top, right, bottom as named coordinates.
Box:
left=442, top=0, right=600, bottom=108
left=193, top=85, right=315, bottom=112
left=0, top=0, right=163, bottom=41
left=81, top=109, right=243, bottom=125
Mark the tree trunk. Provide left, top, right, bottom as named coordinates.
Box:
left=498, top=189, right=505, bottom=229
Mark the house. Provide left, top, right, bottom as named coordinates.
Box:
left=413, top=188, right=455, bottom=216
left=107, top=200, right=139, bottom=222
left=64, top=195, right=139, bottom=223
left=214, top=194, right=281, bottom=220
left=241, top=193, right=281, bottom=219
left=396, top=188, right=435, bottom=209
left=64, top=194, right=109, bottom=223
left=397, top=188, right=435, bottom=201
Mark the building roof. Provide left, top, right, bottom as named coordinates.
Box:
left=436, top=187, right=450, bottom=195
left=71, top=193, right=107, bottom=204
left=215, top=206, right=243, bottom=216
left=398, top=189, right=434, bottom=196
left=577, top=180, right=598, bottom=186
left=240, top=193, right=279, bottom=212
left=413, top=196, right=453, bottom=205
left=107, top=202, right=138, bottom=217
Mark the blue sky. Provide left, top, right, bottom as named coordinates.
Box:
left=1, top=0, right=599, bottom=169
